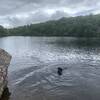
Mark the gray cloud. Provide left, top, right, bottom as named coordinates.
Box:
left=0, top=0, right=100, bottom=28
left=51, top=11, right=70, bottom=20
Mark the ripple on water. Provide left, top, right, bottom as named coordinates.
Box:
left=4, top=37, right=100, bottom=100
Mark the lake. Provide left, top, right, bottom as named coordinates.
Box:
left=1, top=36, right=100, bottom=100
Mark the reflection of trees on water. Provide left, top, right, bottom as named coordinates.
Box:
left=1, top=87, right=11, bottom=100
left=49, top=37, right=100, bottom=48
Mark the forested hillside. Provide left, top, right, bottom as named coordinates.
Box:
left=0, top=26, right=8, bottom=36
left=1, top=14, right=100, bottom=37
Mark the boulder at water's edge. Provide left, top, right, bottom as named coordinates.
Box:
left=0, top=49, right=11, bottom=98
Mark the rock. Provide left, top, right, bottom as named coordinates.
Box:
left=0, top=49, right=11, bottom=98
left=1, top=87, right=11, bottom=100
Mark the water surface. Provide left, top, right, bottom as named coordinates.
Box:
left=0, top=37, right=100, bottom=100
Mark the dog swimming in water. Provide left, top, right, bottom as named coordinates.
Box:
left=57, top=67, right=63, bottom=75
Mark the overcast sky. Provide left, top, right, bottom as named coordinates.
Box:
left=0, top=0, right=100, bottom=28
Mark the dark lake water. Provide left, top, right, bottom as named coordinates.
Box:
left=1, top=36, right=100, bottom=100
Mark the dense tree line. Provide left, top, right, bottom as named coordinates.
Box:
left=1, top=14, right=100, bottom=37
left=0, top=26, right=8, bottom=36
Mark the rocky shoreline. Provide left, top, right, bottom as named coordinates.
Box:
left=0, top=49, right=11, bottom=98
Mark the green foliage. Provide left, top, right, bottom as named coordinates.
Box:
left=0, top=26, right=8, bottom=36
left=1, top=14, right=100, bottom=37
